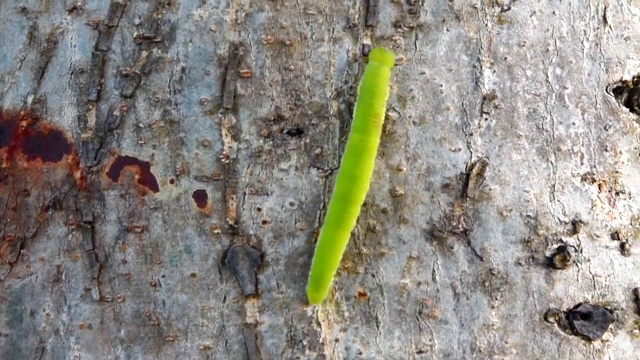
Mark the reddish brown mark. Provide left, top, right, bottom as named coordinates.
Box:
left=0, top=109, right=72, bottom=163
left=0, top=108, right=86, bottom=278
left=105, top=155, right=160, bottom=193
left=0, top=108, right=85, bottom=189
left=191, top=189, right=208, bottom=209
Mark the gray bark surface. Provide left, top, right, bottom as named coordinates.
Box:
left=1, top=1, right=640, bottom=359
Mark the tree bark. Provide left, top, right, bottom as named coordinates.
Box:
left=1, top=1, right=640, bottom=359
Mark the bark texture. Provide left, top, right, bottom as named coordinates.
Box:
left=1, top=1, right=640, bottom=359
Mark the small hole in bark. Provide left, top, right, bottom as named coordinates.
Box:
left=608, top=75, right=640, bottom=116
left=547, top=244, right=573, bottom=270
left=286, top=199, right=298, bottom=209
left=284, top=127, right=304, bottom=137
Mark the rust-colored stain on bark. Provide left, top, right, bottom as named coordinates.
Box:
left=0, top=108, right=85, bottom=189
left=105, top=155, right=160, bottom=193
left=0, top=110, right=72, bottom=163
left=0, top=108, right=85, bottom=279
left=0, top=109, right=78, bottom=164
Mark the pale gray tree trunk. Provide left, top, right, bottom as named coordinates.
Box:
left=1, top=1, right=640, bottom=359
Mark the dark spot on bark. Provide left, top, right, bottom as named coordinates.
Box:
left=169, top=178, right=176, bottom=185
left=633, top=288, right=640, bottom=316
left=620, top=241, right=631, bottom=257
left=608, top=75, right=640, bottom=116
left=284, top=127, right=304, bottom=137
left=224, top=245, right=262, bottom=297
left=547, top=244, right=573, bottom=270
left=0, top=115, right=19, bottom=148
left=191, top=189, right=208, bottom=209
left=362, top=44, right=372, bottom=57
left=105, top=155, right=160, bottom=193
left=0, top=108, right=85, bottom=193
left=565, top=303, right=615, bottom=341
left=286, top=199, right=298, bottom=209
left=0, top=108, right=72, bottom=163
left=610, top=83, right=627, bottom=98
left=20, top=127, right=72, bottom=163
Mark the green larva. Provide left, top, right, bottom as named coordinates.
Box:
left=306, top=47, right=395, bottom=305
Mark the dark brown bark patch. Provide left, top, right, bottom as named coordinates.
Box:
left=104, top=155, right=160, bottom=194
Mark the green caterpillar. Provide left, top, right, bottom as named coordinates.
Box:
left=306, top=47, right=395, bottom=305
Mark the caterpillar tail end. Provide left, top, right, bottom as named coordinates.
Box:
left=368, top=47, right=395, bottom=68
left=306, top=285, right=326, bottom=306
